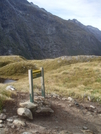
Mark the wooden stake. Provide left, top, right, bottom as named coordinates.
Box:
left=41, top=67, right=45, bottom=98
left=28, top=69, right=34, bottom=102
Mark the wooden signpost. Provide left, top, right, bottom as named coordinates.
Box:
left=28, top=67, right=45, bottom=103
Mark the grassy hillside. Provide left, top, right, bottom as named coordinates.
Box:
left=0, top=55, right=25, bottom=67
left=0, top=55, right=101, bottom=110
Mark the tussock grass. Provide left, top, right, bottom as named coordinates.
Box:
left=27, top=56, right=101, bottom=102
left=32, top=55, right=101, bottom=72
left=0, top=55, right=25, bottom=67
left=44, top=61, right=101, bottom=102
left=0, top=61, right=38, bottom=79
left=0, top=83, right=15, bottom=110
left=0, top=55, right=101, bottom=110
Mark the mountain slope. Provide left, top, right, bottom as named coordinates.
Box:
left=0, top=0, right=101, bottom=59
left=87, top=26, right=101, bottom=42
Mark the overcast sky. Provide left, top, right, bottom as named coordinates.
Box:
left=27, top=0, right=101, bottom=30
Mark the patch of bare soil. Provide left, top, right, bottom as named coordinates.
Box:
left=2, top=92, right=101, bottom=134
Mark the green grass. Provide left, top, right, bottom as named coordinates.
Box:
left=0, top=55, right=101, bottom=109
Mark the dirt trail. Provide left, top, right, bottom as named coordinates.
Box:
left=2, top=92, right=101, bottom=134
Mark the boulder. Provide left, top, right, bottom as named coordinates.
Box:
left=17, top=108, right=33, bottom=120
left=36, top=107, right=54, bottom=114
left=19, top=101, right=37, bottom=110
left=6, top=85, right=15, bottom=91
left=13, top=119, right=26, bottom=127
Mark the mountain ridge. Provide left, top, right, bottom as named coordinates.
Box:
left=0, top=0, right=101, bottom=59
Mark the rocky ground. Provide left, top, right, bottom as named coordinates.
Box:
left=0, top=91, right=101, bottom=134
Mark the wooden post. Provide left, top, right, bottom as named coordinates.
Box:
left=41, top=67, right=45, bottom=98
left=28, top=69, right=34, bottom=102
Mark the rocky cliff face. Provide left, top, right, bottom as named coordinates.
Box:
left=0, top=0, right=101, bottom=59
left=87, top=26, right=101, bottom=42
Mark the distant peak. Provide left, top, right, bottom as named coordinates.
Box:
left=68, top=19, right=81, bottom=24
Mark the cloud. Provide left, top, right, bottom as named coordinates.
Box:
left=28, top=0, right=101, bottom=30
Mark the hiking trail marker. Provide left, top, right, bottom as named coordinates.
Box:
left=28, top=67, right=45, bottom=102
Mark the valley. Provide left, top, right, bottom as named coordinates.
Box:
left=0, top=55, right=101, bottom=133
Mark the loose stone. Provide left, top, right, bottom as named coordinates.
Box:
left=0, top=124, right=4, bottom=128
left=0, top=113, right=6, bottom=120
left=90, top=105, right=95, bottom=109
left=7, top=118, right=13, bottom=123
left=0, top=120, right=3, bottom=124
left=13, top=119, right=26, bottom=127
left=62, top=98, right=68, bottom=101
left=21, top=132, right=32, bottom=134
left=83, top=126, right=88, bottom=130
left=67, top=97, right=74, bottom=102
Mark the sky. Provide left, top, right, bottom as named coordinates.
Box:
left=27, top=0, right=101, bottom=30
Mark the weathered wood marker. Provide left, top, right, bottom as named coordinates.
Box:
left=28, top=67, right=45, bottom=102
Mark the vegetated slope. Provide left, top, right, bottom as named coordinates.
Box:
left=0, top=55, right=26, bottom=67
left=0, top=55, right=101, bottom=78
left=0, top=55, right=101, bottom=102
left=0, top=55, right=37, bottom=79
left=33, top=55, right=101, bottom=102
left=31, top=55, right=101, bottom=72
left=0, top=0, right=101, bottom=59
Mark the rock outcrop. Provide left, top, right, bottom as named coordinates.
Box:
left=17, top=108, right=33, bottom=120
left=19, top=101, right=37, bottom=110
left=17, top=97, right=54, bottom=118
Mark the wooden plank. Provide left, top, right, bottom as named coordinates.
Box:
left=32, top=70, right=41, bottom=73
